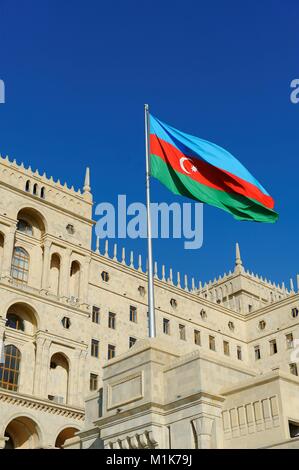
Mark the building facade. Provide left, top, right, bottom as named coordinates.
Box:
left=0, top=155, right=298, bottom=449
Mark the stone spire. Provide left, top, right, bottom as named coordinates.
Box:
left=83, top=167, right=92, bottom=202
left=83, top=167, right=91, bottom=193
left=234, top=242, right=244, bottom=274
left=290, top=278, right=295, bottom=293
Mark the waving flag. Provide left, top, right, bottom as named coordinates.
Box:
left=149, top=115, right=278, bottom=223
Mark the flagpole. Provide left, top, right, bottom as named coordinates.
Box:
left=144, top=104, right=156, bottom=338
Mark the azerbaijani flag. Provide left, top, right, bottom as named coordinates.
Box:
left=149, top=115, right=278, bottom=223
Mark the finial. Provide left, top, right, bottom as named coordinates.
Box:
left=184, top=274, right=188, bottom=291
left=113, top=243, right=117, bottom=261
left=95, top=236, right=100, bottom=253
left=154, top=261, right=158, bottom=279
left=162, top=265, right=166, bottom=281
left=130, top=251, right=134, bottom=268
left=282, top=281, right=285, bottom=291
left=138, top=254, right=142, bottom=272
left=83, top=167, right=91, bottom=193
left=234, top=242, right=244, bottom=273
left=177, top=272, right=181, bottom=288
left=121, top=247, right=126, bottom=265
left=290, top=278, right=295, bottom=293
left=104, top=239, right=109, bottom=257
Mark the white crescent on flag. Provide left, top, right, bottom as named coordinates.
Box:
left=179, top=157, right=198, bottom=175
left=179, top=157, right=191, bottom=174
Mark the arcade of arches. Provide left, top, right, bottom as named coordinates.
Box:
left=3, top=417, right=79, bottom=449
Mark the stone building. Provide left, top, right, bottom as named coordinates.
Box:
left=0, top=154, right=298, bottom=449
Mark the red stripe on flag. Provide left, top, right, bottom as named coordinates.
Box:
left=150, top=134, right=274, bottom=210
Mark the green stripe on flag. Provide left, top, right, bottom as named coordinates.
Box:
left=150, top=153, right=278, bottom=223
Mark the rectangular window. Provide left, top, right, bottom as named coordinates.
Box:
left=163, top=318, right=170, bottom=335
left=90, top=373, right=98, bottom=391
left=194, top=330, right=201, bottom=346
left=92, top=306, right=100, bottom=324
left=130, top=306, right=137, bottom=323
left=286, top=333, right=294, bottom=349
left=248, top=304, right=253, bottom=313
left=129, top=337, right=137, bottom=348
left=290, top=363, right=298, bottom=376
left=237, top=346, right=242, bottom=360
left=108, top=344, right=116, bottom=360
left=209, top=335, right=216, bottom=351
left=108, top=312, right=116, bottom=329
left=223, top=340, right=230, bottom=356
left=254, top=345, right=261, bottom=360
left=91, top=339, right=99, bottom=358
left=179, top=324, right=186, bottom=341
left=270, top=339, right=278, bottom=355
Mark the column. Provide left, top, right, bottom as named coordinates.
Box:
left=77, top=350, right=88, bottom=407
left=60, top=248, right=71, bottom=298
left=0, top=436, right=9, bottom=449
left=1, top=226, right=16, bottom=278
left=20, top=341, right=36, bottom=395
left=41, top=241, right=52, bottom=290
left=0, top=317, right=6, bottom=340
left=33, top=336, right=45, bottom=396
left=192, top=416, right=215, bottom=449
left=80, top=257, right=91, bottom=304
left=68, top=349, right=81, bottom=406
left=39, top=339, right=51, bottom=399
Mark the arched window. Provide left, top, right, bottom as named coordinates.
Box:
left=40, top=187, right=45, bottom=199
left=49, top=253, right=61, bottom=296
left=25, top=180, right=30, bottom=192
left=0, top=345, right=21, bottom=391
left=6, top=303, right=37, bottom=335
left=17, top=219, right=33, bottom=236
left=6, top=313, right=25, bottom=331
left=48, top=353, right=69, bottom=404
left=69, top=261, right=80, bottom=298
left=17, top=208, right=45, bottom=240
left=11, top=247, right=29, bottom=284
left=33, top=183, right=38, bottom=195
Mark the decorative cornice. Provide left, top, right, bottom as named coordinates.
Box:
left=0, top=390, right=84, bottom=420
left=0, top=276, right=90, bottom=317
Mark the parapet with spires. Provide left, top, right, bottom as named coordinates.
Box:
left=92, top=237, right=299, bottom=315
left=198, top=242, right=293, bottom=313
left=0, top=154, right=93, bottom=219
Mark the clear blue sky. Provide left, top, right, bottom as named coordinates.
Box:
left=0, top=0, right=298, bottom=288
